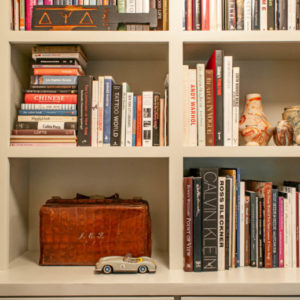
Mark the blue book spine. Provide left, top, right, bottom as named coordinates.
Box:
left=132, top=96, right=137, bottom=146
left=35, top=76, right=78, bottom=85
left=235, top=168, right=241, bottom=267
left=73, top=0, right=79, bottom=4
left=37, top=0, right=44, bottom=4
left=103, top=77, right=114, bottom=145
left=272, top=189, right=279, bottom=267
left=19, top=110, right=77, bottom=116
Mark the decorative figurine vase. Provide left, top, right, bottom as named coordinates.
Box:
left=273, top=120, right=294, bottom=146
left=282, top=106, right=300, bottom=145
left=239, top=93, right=274, bottom=146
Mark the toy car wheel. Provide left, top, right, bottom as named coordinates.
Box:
left=103, top=265, right=113, bottom=274
left=138, top=265, right=148, bottom=274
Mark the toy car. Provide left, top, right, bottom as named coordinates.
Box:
left=95, top=254, right=157, bottom=274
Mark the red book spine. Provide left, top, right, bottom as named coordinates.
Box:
left=296, top=192, right=299, bottom=267
left=186, top=0, right=193, bottom=30
left=33, top=68, right=81, bottom=76
left=264, top=182, right=273, bottom=268
left=26, top=0, right=37, bottom=30
left=201, top=0, right=210, bottom=30
left=24, top=94, right=77, bottom=104
left=184, top=177, right=193, bottom=272
left=136, top=95, right=143, bottom=147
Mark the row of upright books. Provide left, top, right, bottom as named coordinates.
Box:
left=183, top=50, right=240, bottom=147
left=11, top=0, right=168, bottom=31
left=184, top=0, right=300, bottom=30
left=10, top=45, right=169, bottom=147
left=184, top=167, right=300, bottom=271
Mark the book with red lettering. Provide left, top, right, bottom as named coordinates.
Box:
left=206, top=50, right=224, bottom=146
left=136, top=95, right=143, bottom=146
left=24, top=94, right=77, bottom=104
left=33, top=68, right=83, bottom=76
left=188, top=69, right=197, bottom=146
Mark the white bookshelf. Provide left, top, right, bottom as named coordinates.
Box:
left=1, top=0, right=300, bottom=297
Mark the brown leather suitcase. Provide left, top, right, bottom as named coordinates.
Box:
left=39, top=195, right=152, bottom=265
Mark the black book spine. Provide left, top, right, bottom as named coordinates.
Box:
left=272, top=188, right=279, bottom=267
left=30, top=85, right=78, bottom=90
left=36, top=58, right=79, bottom=65
left=77, top=75, right=93, bottom=146
left=258, top=197, right=264, bottom=267
left=225, top=177, right=231, bottom=270
left=15, top=121, right=77, bottom=130
left=200, top=168, right=218, bottom=271
left=252, top=0, right=260, bottom=29
left=195, top=0, right=201, bottom=30
left=110, top=84, right=122, bottom=146
left=25, top=89, right=77, bottom=94
left=215, top=50, right=224, bottom=146
left=193, top=177, right=202, bottom=272
left=267, top=0, right=275, bottom=29
left=278, top=0, right=287, bottom=29
left=297, top=0, right=300, bottom=29
left=153, top=93, right=160, bottom=146
left=249, top=192, right=257, bottom=267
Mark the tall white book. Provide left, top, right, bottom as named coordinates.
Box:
left=232, top=67, right=240, bottom=147
left=210, top=0, right=218, bottom=30
left=239, top=181, right=245, bottom=267
left=97, top=76, right=104, bottom=147
left=121, top=83, right=130, bottom=147
left=288, top=0, right=296, bottom=30
left=183, top=65, right=190, bottom=146
left=196, top=64, right=205, bottom=146
left=125, top=92, right=134, bottom=147
left=188, top=69, right=197, bottom=146
left=136, top=0, right=143, bottom=13
left=126, top=0, right=136, bottom=12
left=288, top=186, right=297, bottom=268
left=223, top=56, right=233, bottom=146
left=142, top=0, right=150, bottom=13
left=216, top=0, right=223, bottom=30
left=142, top=91, right=153, bottom=147
left=92, top=80, right=99, bottom=147
left=260, top=0, right=268, bottom=30
left=218, top=176, right=226, bottom=271
left=244, top=0, right=251, bottom=30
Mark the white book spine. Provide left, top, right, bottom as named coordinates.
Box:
left=196, top=64, right=205, bottom=146
left=97, top=77, right=104, bottom=147
left=290, top=187, right=297, bottom=268
left=239, top=181, right=245, bottom=267
left=125, top=92, right=134, bottom=147
left=232, top=67, right=240, bottom=147
left=126, top=0, right=136, bottom=12
left=136, top=0, right=143, bottom=12
left=223, top=56, right=233, bottom=146
left=188, top=69, right=197, bottom=146
left=92, top=81, right=99, bottom=147
left=142, top=0, right=149, bottom=12
left=121, top=83, right=129, bottom=147
left=289, top=0, right=296, bottom=30
left=183, top=65, right=190, bottom=146
left=244, top=0, right=251, bottom=30
left=216, top=0, right=223, bottom=30
left=14, top=0, right=19, bottom=31
left=218, top=177, right=226, bottom=271
left=84, top=0, right=89, bottom=5
left=21, top=104, right=76, bottom=110
left=260, top=0, right=268, bottom=30
left=142, top=91, right=153, bottom=147
left=210, top=0, right=217, bottom=30
left=37, top=122, right=65, bottom=130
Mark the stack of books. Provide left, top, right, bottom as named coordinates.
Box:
left=10, top=45, right=87, bottom=147
left=183, top=50, right=240, bottom=147
left=184, top=167, right=300, bottom=271
left=184, top=0, right=300, bottom=31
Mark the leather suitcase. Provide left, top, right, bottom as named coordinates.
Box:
left=39, top=195, right=152, bottom=265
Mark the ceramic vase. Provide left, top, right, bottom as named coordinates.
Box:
left=239, top=93, right=274, bottom=146
left=282, top=106, right=300, bottom=145
left=273, top=120, right=294, bottom=146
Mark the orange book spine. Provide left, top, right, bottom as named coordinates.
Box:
left=136, top=95, right=143, bottom=147
left=103, top=0, right=109, bottom=4
left=33, top=68, right=81, bottom=76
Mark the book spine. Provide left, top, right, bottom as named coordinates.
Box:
left=10, top=142, right=76, bottom=147
left=14, top=0, right=20, bottom=30
left=239, top=181, right=245, bottom=267
left=201, top=0, right=210, bottom=30
left=110, top=85, right=122, bottom=146
left=25, top=89, right=77, bottom=94
left=77, top=76, right=93, bottom=146
left=188, top=69, right=197, bottom=146
left=44, top=0, right=54, bottom=3
left=21, top=104, right=76, bottom=110
left=103, top=77, right=114, bottom=146
left=12, top=129, right=75, bottom=135
left=121, top=83, right=129, bottom=147
left=84, top=0, right=89, bottom=4
left=227, top=0, right=237, bottom=29
left=195, top=0, right=201, bottom=29
left=156, top=0, right=163, bottom=30
left=90, top=0, right=96, bottom=4
left=201, top=168, right=219, bottom=271
left=118, top=0, right=126, bottom=12
left=225, top=177, right=231, bottom=269
left=252, top=0, right=260, bottom=29
left=232, top=67, right=240, bottom=147
left=17, top=115, right=77, bottom=122
left=183, top=65, right=190, bottom=146
left=162, top=0, right=169, bottom=30
left=264, top=183, right=273, bottom=268
left=126, top=0, right=135, bottom=12
left=267, top=0, right=275, bottom=29
left=132, top=96, right=137, bottom=146
left=218, top=177, right=226, bottom=271
left=184, top=177, right=193, bottom=272
left=272, top=189, right=279, bottom=267
left=193, top=177, right=202, bottom=271
left=244, top=0, right=252, bottom=30
left=136, top=95, right=143, bottom=146
left=15, top=121, right=77, bottom=130
left=136, top=0, right=143, bottom=12
left=210, top=0, right=217, bottom=30
left=297, top=192, right=299, bottom=267
left=33, top=69, right=81, bottom=76
left=142, top=91, right=153, bottom=147
left=244, top=195, right=250, bottom=266
left=235, top=169, right=241, bottom=267
left=288, top=0, right=296, bottom=30
left=196, top=64, right=205, bottom=146
left=236, top=0, right=244, bottom=29
left=18, top=110, right=77, bottom=116
left=31, top=76, right=78, bottom=85
left=153, top=93, right=160, bottom=146
left=150, top=0, right=156, bottom=7
left=284, top=195, right=289, bottom=267
left=261, top=0, right=268, bottom=30
left=278, top=196, right=284, bottom=267
left=223, top=56, right=233, bottom=146
left=142, top=0, right=150, bottom=12
left=91, top=81, right=99, bottom=147
left=20, top=0, right=25, bottom=30
left=279, top=0, right=287, bottom=29
left=125, top=92, right=134, bottom=147
left=297, top=0, right=300, bottom=29
left=250, top=194, right=257, bottom=266
left=159, top=98, right=165, bottom=146
left=291, top=187, right=297, bottom=268
left=258, top=197, right=264, bottom=267
left=26, top=0, right=37, bottom=30
left=97, top=77, right=104, bottom=147
left=187, top=0, right=193, bottom=30
left=205, top=69, right=214, bottom=146
left=35, top=58, right=79, bottom=65
left=24, top=94, right=77, bottom=104
left=217, top=0, right=223, bottom=30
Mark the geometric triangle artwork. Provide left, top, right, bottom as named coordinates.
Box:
left=38, top=12, right=52, bottom=25
left=79, top=12, right=94, bottom=25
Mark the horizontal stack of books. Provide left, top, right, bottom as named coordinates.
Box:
left=11, top=0, right=168, bottom=31
left=11, top=45, right=87, bottom=147
left=183, top=50, right=240, bottom=147
left=184, top=167, right=300, bottom=271
left=184, top=0, right=300, bottom=31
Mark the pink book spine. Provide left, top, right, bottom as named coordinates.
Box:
left=44, top=0, right=53, bottom=4
left=26, top=0, right=37, bottom=30
left=278, top=196, right=284, bottom=268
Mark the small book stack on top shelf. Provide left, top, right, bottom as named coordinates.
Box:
left=184, top=168, right=300, bottom=272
